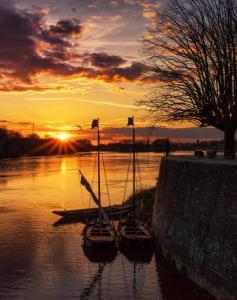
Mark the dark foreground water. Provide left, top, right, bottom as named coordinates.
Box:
left=0, top=152, right=214, bottom=299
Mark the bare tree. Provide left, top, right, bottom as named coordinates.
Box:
left=140, top=0, right=237, bottom=159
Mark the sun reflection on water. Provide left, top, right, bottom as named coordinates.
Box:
left=60, top=159, right=66, bottom=175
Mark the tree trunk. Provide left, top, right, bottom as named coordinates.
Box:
left=224, top=129, right=236, bottom=159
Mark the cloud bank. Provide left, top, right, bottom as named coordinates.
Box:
left=0, top=3, right=147, bottom=92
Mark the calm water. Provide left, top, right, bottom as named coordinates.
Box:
left=0, top=152, right=214, bottom=299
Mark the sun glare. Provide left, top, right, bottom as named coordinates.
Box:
left=58, top=132, right=70, bottom=141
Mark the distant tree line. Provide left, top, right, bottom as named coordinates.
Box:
left=0, top=127, right=230, bottom=158
left=99, top=139, right=228, bottom=153
left=0, top=128, right=92, bottom=158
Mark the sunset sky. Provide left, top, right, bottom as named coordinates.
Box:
left=0, top=0, right=223, bottom=141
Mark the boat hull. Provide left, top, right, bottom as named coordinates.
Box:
left=83, top=242, right=117, bottom=263
left=53, top=204, right=134, bottom=221
left=117, top=220, right=153, bottom=262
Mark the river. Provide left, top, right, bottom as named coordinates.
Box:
left=0, top=152, right=214, bottom=299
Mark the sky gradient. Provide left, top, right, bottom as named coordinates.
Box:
left=0, top=0, right=223, bottom=141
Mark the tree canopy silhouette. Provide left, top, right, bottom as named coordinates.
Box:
left=140, top=0, right=237, bottom=159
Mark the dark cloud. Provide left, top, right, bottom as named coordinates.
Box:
left=102, top=126, right=226, bottom=141
left=83, top=61, right=145, bottom=82
left=48, top=19, right=82, bottom=36
left=0, top=3, right=147, bottom=91
left=41, top=18, right=82, bottom=48
left=0, top=4, right=40, bottom=83
left=73, top=125, right=226, bottom=142
left=0, top=3, right=83, bottom=86
left=90, top=52, right=126, bottom=68
left=112, top=62, right=144, bottom=81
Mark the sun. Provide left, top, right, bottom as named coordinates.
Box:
left=58, top=132, right=70, bottom=141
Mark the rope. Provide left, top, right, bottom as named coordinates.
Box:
left=89, top=151, right=97, bottom=209
left=136, top=153, right=143, bottom=191
left=79, top=176, right=85, bottom=208
left=135, top=153, right=143, bottom=222
left=102, top=152, right=111, bottom=206
left=123, top=151, right=132, bottom=203
left=84, top=152, right=97, bottom=225
left=101, top=152, right=117, bottom=229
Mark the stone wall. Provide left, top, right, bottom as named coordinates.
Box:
left=153, top=156, right=237, bottom=300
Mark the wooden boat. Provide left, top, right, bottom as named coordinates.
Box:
left=118, top=219, right=152, bottom=246
left=80, top=181, right=117, bottom=251
left=52, top=204, right=134, bottom=221
left=80, top=119, right=117, bottom=252
left=83, top=220, right=117, bottom=251
left=117, top=117, right=152, bottom=248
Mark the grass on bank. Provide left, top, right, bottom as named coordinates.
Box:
left=123, top=187, right=156, bottom=227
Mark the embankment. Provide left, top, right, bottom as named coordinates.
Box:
left=153, top=156, right=237, bottom=300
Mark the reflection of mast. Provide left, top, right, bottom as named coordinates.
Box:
left=80, top=263, right=105, bottom=299
left=133, top=262, right=137, bottom=300
left=98, top=263, right=102, bottom=300
left=32, top=123, right=35, bottom=135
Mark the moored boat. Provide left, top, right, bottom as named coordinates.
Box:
left=117, top=117, right=153, bottom=249
left=80, top=118, right=117, bottom=253
left=83, top=220, right=117, bottom=250
left=52, top=203, right=134, bottom=220
left=118, top=221, right=153, bottom=263
left=118, top=218, right=152, bottom=247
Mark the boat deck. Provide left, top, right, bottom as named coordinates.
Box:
left=86, top=226, right=116, bottom=242
left=119, top=223, right=151, bottom=240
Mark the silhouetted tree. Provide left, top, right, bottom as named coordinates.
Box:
left=0, top=128, right=8, bottom=140
left=0, top=128, right=22, bottom=139
left=28, top=133, right=40, bottom=139
left=141, top=0, right=237, bottom=159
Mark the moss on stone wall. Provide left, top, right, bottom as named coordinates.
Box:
left=124, top=187, right=156, bottom=227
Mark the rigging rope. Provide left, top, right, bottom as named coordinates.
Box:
left=135, top=153, right=142, bottom=222
left=101, top=152, right=118, bottom=230
left=89, top=151, right=97, bottom=209
left=102, top=152, right=111, bottom=207
left=79, top=175, right=85, bottom=208
left=123, top=151, right=132, bottom=203
left=136, top=153, right=143, bottom=191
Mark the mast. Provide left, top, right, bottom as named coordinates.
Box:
left=97, top=119, right=101, bottom=204
left=132, top=118, right=136, bottom=225
left=128, top=116, right=136, bottom=225
left=91, top=118, right=101, bottom=224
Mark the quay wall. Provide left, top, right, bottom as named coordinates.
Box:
left=153, top=156, right=237, bottom=300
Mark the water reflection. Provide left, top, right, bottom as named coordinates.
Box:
left=119, top=243, right=153, bottom=264
left=156, top=254, right=215, bottom=300
left=83, top=243, right=118, bottom=263
left=0, top=153, right=214, bottom=299
left=80, top=263, right=105, bottom=300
